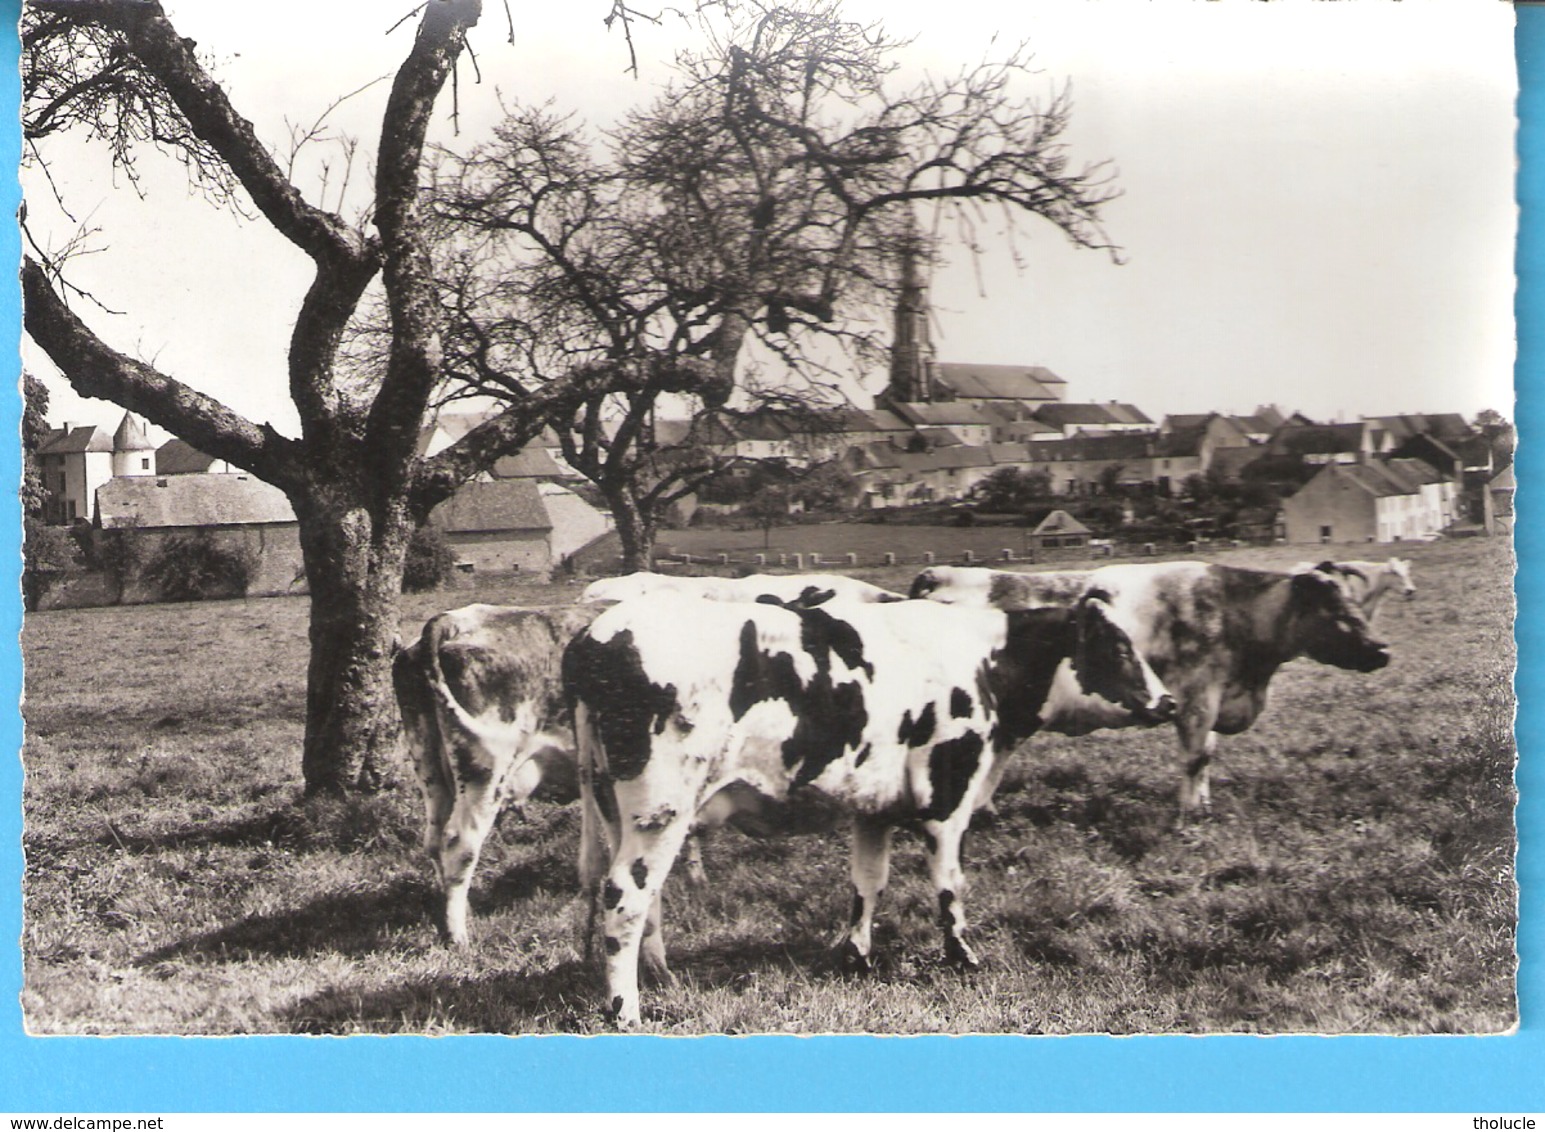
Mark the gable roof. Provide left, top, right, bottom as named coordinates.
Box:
left=38, top=424, right=113, bottom=456
left=888, top=401, right=993, bottom=428
left=1034, top=402, right=1153, bottom=429
left=1032, top=509, right=1092, bottom=536
left=97, top=474, right=296, bottom=528
left=428, top=478, right=552, bottom=534
left=1267, top=422, right=1368, bottom=457
left=932, top=363, right=1063, bottom=402
left=491, top=447, right=564, bottom=479
left=155, top=439, right=223, bottom=475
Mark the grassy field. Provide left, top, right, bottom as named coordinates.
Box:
left=20, top=538, right=1517, bottom=1034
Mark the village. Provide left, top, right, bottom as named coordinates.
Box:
left=24, top=245, right=1517, bottom=610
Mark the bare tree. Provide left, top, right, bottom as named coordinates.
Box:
left=422, top=0, right=1122, bottom=568
left=19, top=1, right=713, bottom=793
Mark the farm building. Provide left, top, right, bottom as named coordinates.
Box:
left=95, top=472, right=303, bottom=600
left=427, top=478, right=554, bottom=574
left=1281, top=459, right=1449, bottom=544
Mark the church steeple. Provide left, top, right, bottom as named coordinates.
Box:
left=886, top=218, right=935, bottom=405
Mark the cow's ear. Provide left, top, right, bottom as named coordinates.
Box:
left=1292, top=569, right=1333, bottom=601
left=1314, top=560, right=1337, bottom=573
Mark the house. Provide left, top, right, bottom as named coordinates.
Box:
left=1033, top=402, right=1154, bottom=438
left=37, top=412, right=155, bottom=525
left=1028, top=509, right=1092, bottom=550
left=1265, top=421, right=1377, bottom=465
left=1152, top=414, right=1255, bottom=493
left=886, top=401, right=995, bottom=447
left=1023, top=432, right=1156, bottom=495
left=427, top=478, right=554, bottom=575
left=95, top=472, right=303, bottom=599
left=1281, top=459, right=1448, bottom=544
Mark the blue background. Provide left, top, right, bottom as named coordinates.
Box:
left=0, top=2, right=1538, bottom=1113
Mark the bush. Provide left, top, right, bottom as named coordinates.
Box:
left=402, top=526, right=458, bottom=593
left=141, top=531, right=257, bottom=602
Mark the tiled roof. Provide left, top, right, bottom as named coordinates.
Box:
left=1034, top=402, right=1152, bottom=428
left=429, top=478, right=552, bottom=534
left=38, top=425, right=113, bottom=456
left=97, top=473, right=296, bottom=527
left=1267, top=422, right=1368, bottom=456
left=1032, top=509, right=1091, bottom=536
left=932, top=363, right=1062, bottom=402
left=112, top=412, right=154, bottom=451
left=155, top=439, right=222, bottom=475
left=889, top=402, right=993, bottom=428
left=491, top=447, right=564, bottom=478
left=1025, top=432, right=1155, bottom=462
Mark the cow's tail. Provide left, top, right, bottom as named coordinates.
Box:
left=422, top=613, right=543, bottom=768
left=572, top=699, right=617, bottom=969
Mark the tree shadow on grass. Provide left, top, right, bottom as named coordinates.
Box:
left=278, top=933, right=854, bottom=1034
left=135, top=876, right=437, bottom=965
left=282, top=958, right=602, bottom=1034
left=97, top=796, right=417, bottom=856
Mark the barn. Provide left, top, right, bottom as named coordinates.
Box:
left=426, top=478, right=554, bottom=575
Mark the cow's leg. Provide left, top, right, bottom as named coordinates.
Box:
left=438, top=775, right=503, bottom=948
left=601, top=819, right=693, bottom=1029
left=1174, top=694, right=1221, bottom=818
left=681, top=833, right=709, bottom=888
left=922, top=813, right=980, bottom=970
left=641, top=891, right=672, bottom=986
left=839, top=815, right=893, bottom=972
left=412, top=759, right=454, bottom=888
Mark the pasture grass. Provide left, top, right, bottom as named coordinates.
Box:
left=20, top=538, right=1516, bottom=1033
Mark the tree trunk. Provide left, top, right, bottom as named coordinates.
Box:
left=608, top=488, right=658, bottom=573
left=293, top=490, right=415, bottom=795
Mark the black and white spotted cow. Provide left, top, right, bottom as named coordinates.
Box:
left=562, top=591, right=1175, bottom=1027
left=910, top=561, right=1392, bottom=814
left=581, top=571, right=908, bottom=606
left=393, top=603, right=606, bottom=946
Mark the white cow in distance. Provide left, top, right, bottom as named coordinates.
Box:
left=1292, top=558, right=1415, bottom=620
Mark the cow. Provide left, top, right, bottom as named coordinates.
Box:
left=910, top=561, right=1392, bottom=814
left=581, top=571, right=908, bottom=607
left=393, top=603, right=607, bottom=947
left=1292, top=558, right=1415, bottom=620
left=562, top=591, right=1175, bottom=1027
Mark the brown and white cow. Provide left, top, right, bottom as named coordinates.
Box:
left=910, top=561, right=1392, bottom=814
left=393, top=603, right=606, bottom=946
left=582, top=571, right=908, bottom=606
left=563, top=591, right=1174, bottom=1027
left=1292, top=558, right=1415, bottom=621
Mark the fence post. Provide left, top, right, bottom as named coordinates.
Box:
left=809, top=552, right=820, bottom=567
left=883, top=551, right=897, bottom=566
left=1001, top=548, right=1014, bottom=561
left=1143, top=543, right=1156, bottom=557
left=846, top=552, right=858, bottom=566
left=962, top=549, right=975, bottom=564
left=923, top=551, right=935, bottom=565
left=778, top=553, right=787, bottom=566
left=681, top=553, right=692, bottom=565
left=791, top=552, right=804, bottom=569
left=717, top=553, right=729, bottom=566
left=1101, top=543, right=1115, bottom=558
left=754, top=553, right=766, bottom=567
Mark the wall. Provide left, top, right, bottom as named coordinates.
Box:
left=1283, top=469, right=1376, bottom=543
left=444, top=529, right=552, bottom=576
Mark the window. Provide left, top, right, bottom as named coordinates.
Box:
left=142, top=457, right=151, bottom=470
left=1320, top=524, right=1332, bottom=539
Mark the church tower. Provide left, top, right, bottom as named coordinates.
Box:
left=884, top=221, right=936, bottom=405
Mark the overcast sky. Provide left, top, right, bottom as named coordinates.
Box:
left=21, top=0, right=1517, bottom=440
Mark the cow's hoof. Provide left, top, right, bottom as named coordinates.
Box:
left=836, top=940, right=874, bottom=976
left=604, top=995, right=641, bottom=1031
left=943, top=939, right=981, bottom=971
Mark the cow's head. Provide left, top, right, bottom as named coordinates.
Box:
left=908, top=565, right=994, bottom=604
left=1070, top=589, right=1176, bottom=724
left=1387, top=557, right=1416, bottom=598
left=1290, top=570, right=1392, bottom=671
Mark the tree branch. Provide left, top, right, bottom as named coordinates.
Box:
left=22, top=256, right=298, bottom=489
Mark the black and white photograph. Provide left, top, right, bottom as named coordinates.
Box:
left=17, top=0, right=1518, bottom=1037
